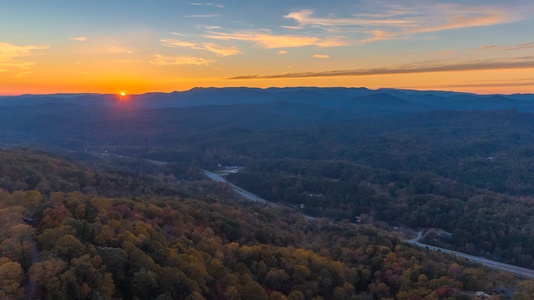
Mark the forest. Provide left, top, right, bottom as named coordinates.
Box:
left=1, top=148, right=533, bottom=299
left=2, top=87, right=534, bottom=298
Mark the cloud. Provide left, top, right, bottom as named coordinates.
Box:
left=71, top=36, right=88, bottom=42
left=188, top=2, right=224, bottom=8
left=194, top=2, right=516, bottom=50
left=228, top=57, right=534, bottom=80
left=206, top=32, right=314, bottom=48
left=283, top=3, right=522, bottom=43
left=313, top=54, right=330, bottom=59
left=0, top=42, right=48, bottom=61
left=278, top=50, right=287, bottom=55
left=161, top=38, right=241, bottom=57
left=360, top=30, right=401, bottom=43
left=437, top=80, right=534, bottom=89
left=415, top=5, right=511, bottom=33
left=482, top=42, right=534, bottom=51
left=0, top=42, right=48, bottom=76
left=161, top=39, right=195, bottom=48
left=171, top=32, right=189, bottom=37
left=201, top=43, right=240, bottom=56
left=204, top=26, right=221, bottom=30
left=150, top=54, right=213, bottom=66
left=205, top=31, right=347, bottom=48
left=185, top=14, right=220, bottom=18
left=284, top=9, right=416, bottom=29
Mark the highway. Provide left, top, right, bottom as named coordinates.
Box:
left=25, top=239, right=40, bottom=300
left=80, top=153, right=534, bottom=279
left=203, top=170, right=270, bottom=204
left=406, top=231, right=534, bottom=280
left=203, top=170, right=316, bottom=220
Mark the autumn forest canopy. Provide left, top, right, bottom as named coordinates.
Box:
left=2, top=87, right=534, bottom=299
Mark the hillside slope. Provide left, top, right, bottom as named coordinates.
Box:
left=0, top=149, right=525, bottom=299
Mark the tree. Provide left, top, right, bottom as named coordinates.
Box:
left=270, top=291, right=288, bottom=300
left=132, top=269, right=159, bottom=299
left=242, top=281, right=268, bottom=300
left=97, top=247, right=128, bottom=285
left=287, top=290, right=305, bottom=300
left=158, top=267, right=194, bottom=299
left=55, top=234, right=85, bottom=261
left=265, top=268, right=290, bottom=291
left=0, top=259, right=24, bottom=299
left=22, top=190, right=43, bottom=211
left=29, top=258, right=68, bottom=287
left=514, top=280, right=534, bottom=300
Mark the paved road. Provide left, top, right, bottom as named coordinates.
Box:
left=83, top=153, right=534, bottom=278
left=203, top=170, right=269, bottom=204
left=25, top=240, right=39, bottom=300
left=406, top=231, right=534, bottom=280
left=203, top=170, right=316, bottom=221
left=110, top=154, right=168, bottom=166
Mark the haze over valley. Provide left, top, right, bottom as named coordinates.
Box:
left=2, top=87, right=534, bottom=298
left=3, top=0, right=534, bottom=299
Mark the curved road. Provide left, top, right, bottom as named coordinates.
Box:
left=406, top=231, right=534, bottom=280
left=203, top=170, right=270, bottom=204
left=203, top=170, right=316, bottom=220
left=81, top=153, right=534, bottom=279
left=25, top=239, right=39, bottom=300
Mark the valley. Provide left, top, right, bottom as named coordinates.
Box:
left=2, top=87, right=534, bottom=298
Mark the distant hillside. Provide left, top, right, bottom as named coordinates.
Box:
left=2, top=87, right=534, bottom=273
left=0, top=148, right=525, bottom=299
left=2, top=87, right=533, bottom=112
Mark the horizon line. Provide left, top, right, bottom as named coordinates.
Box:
left=2, top=86, right=531, bottom=97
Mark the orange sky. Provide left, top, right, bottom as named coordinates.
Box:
left=1, top=1, right=534, bottom=95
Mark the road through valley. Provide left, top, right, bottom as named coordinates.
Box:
left=406, top=231, right=534, bottom=279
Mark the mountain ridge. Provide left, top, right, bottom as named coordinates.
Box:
left=2, top=87, right=533, bottom=112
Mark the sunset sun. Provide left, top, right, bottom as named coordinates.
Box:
left=3, top=0, right=534, bottom=299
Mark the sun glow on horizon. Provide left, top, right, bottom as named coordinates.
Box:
left=1, top=1, right=533, bottom=95
left=116, top=91, right=131, bottom=103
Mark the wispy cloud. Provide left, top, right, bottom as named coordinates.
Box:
left=170, top=32, right=189, bottom=37
left=188, top=2, right=224, bottom=8
left=161, top=39, right=195, bottom=48
left=150, top=54, right=213, bottom=66
left=161, top=38, right=240, bottom=57
left=71, top=36, right=88, bottom=42
left=201, top=43, right=240, bottom=57
left=228, top=56, right=534, bottom=80
left=0, top=42, right=48, bottom=76
left=360, top=30, right=401, bottom=43
left=415, top=4, right=513, bottom=33
left=184, top=2, right=516, bottom=52
left=0, top=42, right=48, bottom=62
left=313, top=54, right=329, bottom=59
left=284, top=2, right=523, bottom=43
left=203, top=26, right=221, bottom=30
left=437, top=80, right=534, bottom=89
left=185, top=14, right=220, bottom=18
left=284, top=9, right=416, bottom=29
left=482, top=42, right=534, bottom=51
left=205, top=31, right=347, bottom=48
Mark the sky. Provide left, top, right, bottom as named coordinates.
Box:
left=1, top=0, right=534, bottom=95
